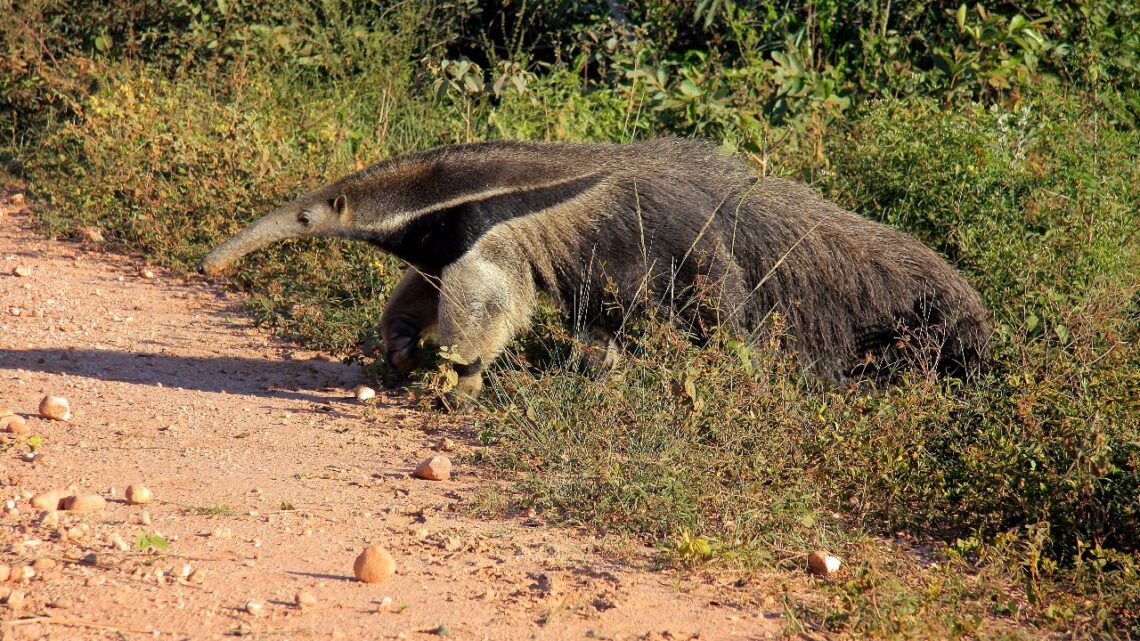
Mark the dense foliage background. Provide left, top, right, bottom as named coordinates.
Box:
left=2, top=1, right=1137, bottom=637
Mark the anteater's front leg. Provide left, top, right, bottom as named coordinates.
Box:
left=380, top=268, right=441, bottom=375
left=437, top=249, right=536, bottom=405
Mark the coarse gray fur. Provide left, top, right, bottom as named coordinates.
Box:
left=199, top=138, right=991, bottom=402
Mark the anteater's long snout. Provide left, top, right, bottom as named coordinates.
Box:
left=197, top=247, right=236, bottom=276
left=197, top=205, right=307, bottom=277
left=195, top=259, right=220, bottom=276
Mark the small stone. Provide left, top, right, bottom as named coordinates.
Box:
left=6, top=589, right=25, bottom=610
left=808, top=550, right=842, bottom=576
left=32, top=558, right=55, bottom=571
left=14, top=566, right=34, bottom=581
left=111, top=534, right=129, bottom=552
left=79, top=227, right=104, bottom=243
left=61, top=494, right=106, bottom=513
left=125, top=484, right=153, bottom=505
left=0, top=407, right=11, bottom=418
left=354, top=385, right=376, bottom=402
left=139, top=510, right=152, bottom=525
left=244, top=600, right=264, bottom=616
left=31, top=490, right=67, bottom=511
left=38, top=395, right=71, bottom=421
left=378, top=596, right=394, bottom=611
left=188, top=568, right=206, bottom=584
left=294, top=591, right=317, bottom=608
left=7, top=307, right=21, bottom=317
left=37, top=510, right=59, bottom=528
left=0, top=565, right=9, bottom=582
left=139, top=268, right=156, bottom=279
left=353, top=546, right=396, bottom=584
left=2, top=415, right=27, bottom=434
left=438, top=437, right=457, bottom=452
left=12, top=265, right=31, bottom=277
left=9, top=193, right=25, bottom=207
left=413, top=456, right=452, bottom=481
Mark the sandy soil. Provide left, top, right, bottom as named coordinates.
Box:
left=0, top=197, right=781, bottom=640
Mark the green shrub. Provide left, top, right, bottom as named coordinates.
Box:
left=478, top=90, right=1138, bottom=636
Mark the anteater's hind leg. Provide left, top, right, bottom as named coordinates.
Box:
left=576, top=327, right=622, bottom=374
left=437, top=247, right=537, bottom=405
left=380, top=268, right=441, bottom=375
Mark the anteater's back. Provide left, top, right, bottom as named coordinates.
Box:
left=534, top=138, right=991, bottom=379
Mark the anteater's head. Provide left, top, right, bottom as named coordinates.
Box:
left=197, top=188, right=353, bottom=276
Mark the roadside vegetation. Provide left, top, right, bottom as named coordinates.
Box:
left=2, top=1, right=1137, bottom=637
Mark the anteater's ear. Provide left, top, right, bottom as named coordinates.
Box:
left=332, top=194, right=348, bottom=216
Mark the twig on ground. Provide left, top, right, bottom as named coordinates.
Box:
left=4, top=617, right=154, bottom=634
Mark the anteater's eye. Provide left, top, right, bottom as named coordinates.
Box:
left=298, top=212, right=311, bottom=226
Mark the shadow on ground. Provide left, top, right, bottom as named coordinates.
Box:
left=0, top=348, right=367, bottom=403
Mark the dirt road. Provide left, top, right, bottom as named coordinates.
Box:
left=0, top=202, right=779, bottom=640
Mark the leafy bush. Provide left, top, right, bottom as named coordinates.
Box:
left=479, top=87, right=1138, bottom=636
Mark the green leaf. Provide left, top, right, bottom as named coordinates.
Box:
left=1054, top=323, right=1070, bottom=344
left=678, top=79, right=704, bottom=97
left=1025, top=313, right=1040, bottom=336
left=956, top=4, right=968, bottom=30
left=438, top=346, right=470, bottom=365
left=135, top=533, right=170, bottom=552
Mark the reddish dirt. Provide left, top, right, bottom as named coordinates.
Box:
left=0, top=202, right=781, bottom=639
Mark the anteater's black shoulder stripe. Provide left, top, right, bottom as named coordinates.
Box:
left=374, top=171, right=608, bottom=270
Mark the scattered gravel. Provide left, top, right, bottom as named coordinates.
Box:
left=125, top=484, right=154, bottom=505
left=808, top=550, right=842, bottom=576
left=413, top=456, right=452, bottom=481
left=38, top=395, right=71, bottom=421
left=353, top=546, right=396, bottom=584
left=61, top=494, right=107, bottom=513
